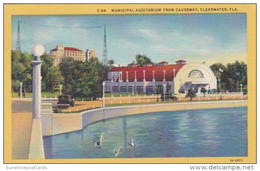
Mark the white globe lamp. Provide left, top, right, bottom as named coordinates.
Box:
left=31, top=44, right=45, bottom=60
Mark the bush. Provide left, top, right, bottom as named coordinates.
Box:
left=53, top=108, right=62, bottom=113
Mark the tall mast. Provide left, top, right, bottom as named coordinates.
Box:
left=16, top=20, right=21, bottom=52
left=102, top=25, right=108, bottom=66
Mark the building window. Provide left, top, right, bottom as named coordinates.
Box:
left=136, top=86, right=143, bottom=94
left=188, top=69, right=204, bottom=78
left=128, top=86, right=133, bottom=93
left=112, top=86, right=119, bottom=93
left=120, top=86, right=127, bottom=93
left=146, top=86, right=154, bottom=94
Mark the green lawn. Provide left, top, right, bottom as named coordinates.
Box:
left=104, top=93, right=159, bottom=97
left=12, top=92, right=159, bottom=98
left=12, top=91, right=60, bottom=98
left=104, top=99, right=228, bottom=107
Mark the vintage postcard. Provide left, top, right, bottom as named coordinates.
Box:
left=3, top=4, right=256, bottom=164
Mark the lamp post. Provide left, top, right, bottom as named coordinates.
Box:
left=19, top=82, right=23, bottom=100
left=59, top=84, right=62, bottom=95
left=218, top=78, right=221, bottom=93
left=152, top=70, right=155, bottom=82
left=163, top=70, right=166, bottom=82
left=102, top=81, right=106, bottom=108
left=134, top=71, right=137, bottom=94
left=163, top=83, right=166, bottom=102
left=31, top=44, right=45, bottom=119
left=240, top=84, right=243, bottom=100
left=218, top=68, right=223, bottom=93
left=29, top=44, right=45, bottom=159
left=143, top=70, right=146, bottom=82
left=173, top=69, right=175, bottom=94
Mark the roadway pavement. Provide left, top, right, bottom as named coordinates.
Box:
left=12, top=101, right=32, bottom=113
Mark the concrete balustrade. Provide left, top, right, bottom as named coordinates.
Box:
left=41, top=100, right=247, bottom=136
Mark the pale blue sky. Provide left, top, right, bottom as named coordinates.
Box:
left=12, top=14, right=247, bottom=65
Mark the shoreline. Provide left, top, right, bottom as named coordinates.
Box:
left=41, top=100, right=247, bottom=136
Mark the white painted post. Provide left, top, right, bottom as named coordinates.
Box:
left=102, top=81, right=105, bottom=108
left=19, top=82, right=23, bottom=100
left=240, top=84, right=243, bottom=100
left=163, top=84, right=166, bottom=102
left=143, top=70, right=146, bottom=82
left=59, top=84, right=62, bottom=95
left=163, top=70, right=166, bottom=82
left=31, top=47, right=43, bottom=119
left=173, top=69, right=176, bottom=94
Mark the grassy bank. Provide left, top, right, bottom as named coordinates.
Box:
left=12, top=91, right=60, bottom=98
left=104, top=93, right=160, bottom=97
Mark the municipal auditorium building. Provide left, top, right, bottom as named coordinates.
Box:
left=104, top=60, right=217, bottom=94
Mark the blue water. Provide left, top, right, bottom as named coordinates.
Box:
left=43, top=107, right=247, bottom=158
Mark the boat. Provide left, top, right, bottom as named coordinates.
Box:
left=114, top=147, right=120, bottom=157
left=95, top=132, right=104, bottom=146
left=129, top=137, right=136, bottom=147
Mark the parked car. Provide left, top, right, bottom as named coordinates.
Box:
left=160, top=93, right=177, bottom=101
left=57, top=95, right=75, bottom=108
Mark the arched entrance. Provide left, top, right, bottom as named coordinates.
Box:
left=174, top=63, right=217, bottom=94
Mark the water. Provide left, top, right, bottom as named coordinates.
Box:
left=43, top=107, right=247, bottom=158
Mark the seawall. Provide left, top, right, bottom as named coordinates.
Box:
left=41, top=100, right=247, bottom=136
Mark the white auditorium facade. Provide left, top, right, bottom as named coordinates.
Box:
left=104, top=60, right=217, bottom=94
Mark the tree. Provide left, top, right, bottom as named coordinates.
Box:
left=59, top=57, right=108, bottom=99
left=186, top=89, right=196, bottom=101
left=156, top=84, right=163, bottom=94
left=11, top=50, right=33, bottom=96
left=108, top=59, right=114, bottom=67
left=210, top=61, right=247, bottom=93
left=59, top=58, right=75, bottom=93
left=166, top=83, right=171, bottom=93
left=225, top=61, right=247, bottom=92
left=135, top=54, right=152, bottom=66
left=41, top=53, right=54, bottom=91
left=200, top=88, right=207, bottom=97
left=84, top=58, right=108, bottom=99
left=46, top=66, right=64, bottom=93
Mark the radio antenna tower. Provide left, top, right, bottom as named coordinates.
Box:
left=102, top=25, right=108, bottom=66
left=16, top=20, right=21, bottom=52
